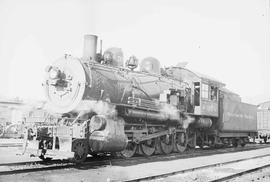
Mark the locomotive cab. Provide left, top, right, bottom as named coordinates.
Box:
left=189, top=71, right=224, bottom=117
left=164, top=66, right=224, bottom=116
left=193, top=79, right=223, bottom=117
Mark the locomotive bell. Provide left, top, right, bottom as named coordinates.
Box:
left=83, top=34, right=97, bottom=62
left=126, top=56, right=138, bottom=70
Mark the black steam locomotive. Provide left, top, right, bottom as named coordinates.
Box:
left=23, top=35, right=257, bottom=163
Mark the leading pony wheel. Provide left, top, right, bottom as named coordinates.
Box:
left=71, top=139, right=88, bottom=163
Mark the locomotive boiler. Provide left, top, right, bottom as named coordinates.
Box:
left=23, top=35, right=257, bottom=163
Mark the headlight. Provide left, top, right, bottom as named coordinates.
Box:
left=49, top=68, right=59, bottom=79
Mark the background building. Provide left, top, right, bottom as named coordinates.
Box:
left=0, top=98, right=24, bottom=137
left=0, top=98, right=46, bottom=138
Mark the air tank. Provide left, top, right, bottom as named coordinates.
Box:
left=194, top=118, right=212, bottom=128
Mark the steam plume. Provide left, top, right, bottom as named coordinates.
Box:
left=75, top=100, right=116, bottom=117
left=160, top=103, right=180, bottom=121
left=160, top=103, right=195, bottom=129
left=182, top=115, right=195, bottom=129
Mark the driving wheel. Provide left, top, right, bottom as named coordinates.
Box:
left=159, top=134, right=174, bottom=154
left=140, top=138, right=156, bottom=156
left=120, top=142, right=137, bottom=158
left=174, top=132, right=188, bottom=153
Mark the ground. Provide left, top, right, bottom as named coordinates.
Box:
left=1, top=139, right=270, bottom=182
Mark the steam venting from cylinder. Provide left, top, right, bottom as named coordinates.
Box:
left=83, top=34, right=97, bottom=62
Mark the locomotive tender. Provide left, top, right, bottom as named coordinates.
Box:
left=23, top=35, right=257, bottom=163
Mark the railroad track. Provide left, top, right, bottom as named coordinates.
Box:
left=0, top=139, right=23, bottom=147
left=0, top=143, right=269, bottom=176
left=0, top=143, right=23, bottom=147
left=123, top=148, right=270, bottom=182
left=209, top=164, right=270, bottom=182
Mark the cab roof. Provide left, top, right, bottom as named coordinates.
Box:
left=172, top=66, right=225, bottom=88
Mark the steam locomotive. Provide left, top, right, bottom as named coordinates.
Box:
left=23, top=35, right=257, bottom=163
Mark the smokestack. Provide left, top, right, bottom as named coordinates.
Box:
left=83, top=34, right=97, bottom=62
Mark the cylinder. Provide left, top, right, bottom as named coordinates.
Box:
left=89, top=115, right=107, bottom=132
left=83, top=34, right=97, bottom=62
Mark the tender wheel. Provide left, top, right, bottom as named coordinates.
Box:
left=232, top=139, right=238, bottom=147
left=140, top=138, right=156, bottom=156
left=72, top=139, right=88, bottom=163
left=240, top=138, right=246, bottom=147
left=120, top=142, right=137, bottom=158
left=0, top=124, right=4, bottom=137
left=159, top=134, right=174, bottom=154
left=174, top=132, right=188, bottom=153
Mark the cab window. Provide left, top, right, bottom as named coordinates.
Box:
left=194, top=82, right=200, bottom=106
left=210, top=86, right=218, bottom=101
left=202, top=83, right=209, bottom=99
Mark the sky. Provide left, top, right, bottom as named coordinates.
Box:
left=0, top=0, right=269, bottom=104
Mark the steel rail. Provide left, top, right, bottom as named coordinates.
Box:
left=0, top=144, right=269, bottom=176
left=0, top=143, right=266, bottom=167
left=123, top=153, right=270, bottom=182
left=0, top=143, right=23, bottom=147
left=209, top=164, right=270, bottom=182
